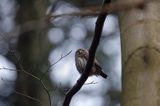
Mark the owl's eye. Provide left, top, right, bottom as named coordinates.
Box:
left=82, top=50, right=85, bottom=53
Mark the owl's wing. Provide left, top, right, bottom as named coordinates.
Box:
left=83, top=51, right=102, bottom=71
left=94, top=59, right=102, bottom=71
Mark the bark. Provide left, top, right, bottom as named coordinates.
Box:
left=14, top=0, right=51, bottom=106
left=119, top=0, right=160, bottom=106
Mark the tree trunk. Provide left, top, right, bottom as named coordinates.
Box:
left=119, top=0, right=160, bottom=106
left=14, top=0, right=51, bottom=106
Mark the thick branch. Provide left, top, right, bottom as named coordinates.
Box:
left=63, top=0, right=111, bottom=106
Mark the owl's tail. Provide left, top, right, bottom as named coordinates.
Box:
left=100, top=71, right=107, bottom=79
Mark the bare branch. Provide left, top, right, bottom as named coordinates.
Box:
left=14, top=90, right=43, bottom=106
left=84, top=81, right=98, bottom=85
left=1, top=78, right=42, bottom=106
left=39, top=50, right=72, bottom=106
left=40, top=80, right=51, bottom=106
left=40, top=50, right=72, bottom=80
left=0, top=50, right=71, bottom=106
left=0, top=67, right=40, bottom=80
left=63, top=0, right=111, bottom=106
left=49, top=0, right=144, bottom=20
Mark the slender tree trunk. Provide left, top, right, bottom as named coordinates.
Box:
left=14, top=0, right=51, bottom=106
left=119, top=0, right=160, bottom=106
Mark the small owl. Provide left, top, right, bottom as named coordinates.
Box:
left=75, top=48, right=107, bottom=78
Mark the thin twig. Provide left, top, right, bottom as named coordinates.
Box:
left=0, top=67, right=50, bottom=106
left=39, top=50, right=72, bottom=106
left=40, top=80, right=52, bottom=106
left=0, top=12, right=73, bottom=106
left=0, top=41, right=70, bottom=106
left=84, top=81, right=98, bottom=85
left=1, top=77, right=43, bottom=106
left=0, top=67, right=40, bottom=80
left=40, top=50, right=72, bottom=80
left=0, top=50, right=71, bottom=106
left=14, top=90, right=43, bottom=106
left=8, top=49, right=41, bottom=81
left=63, top=0, right=111, bottom=106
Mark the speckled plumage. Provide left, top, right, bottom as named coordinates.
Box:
left=75, top=48, right=107, bottom=79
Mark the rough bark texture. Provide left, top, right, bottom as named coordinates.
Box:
left=119, top=0, right=160, bottom=106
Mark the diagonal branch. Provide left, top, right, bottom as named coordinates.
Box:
left=63, top=0, right=111, bottom=106
left=0, top=47, right=71, bottom=106
left=14, top=90, right=43, bottom=106
left=40, top=50, right=72, bottom=80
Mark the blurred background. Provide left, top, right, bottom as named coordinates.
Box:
left=0, top=0, right=121, bottom=106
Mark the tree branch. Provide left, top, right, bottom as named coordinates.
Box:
left=63, top=0, right=111, bottom=106
left=49, top=0, right=144, bottom=20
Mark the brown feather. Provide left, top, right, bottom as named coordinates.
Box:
left=75, top=48, right=107, bottom=79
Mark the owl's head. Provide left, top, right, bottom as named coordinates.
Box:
left=75, top=48, right=88, bottom=57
